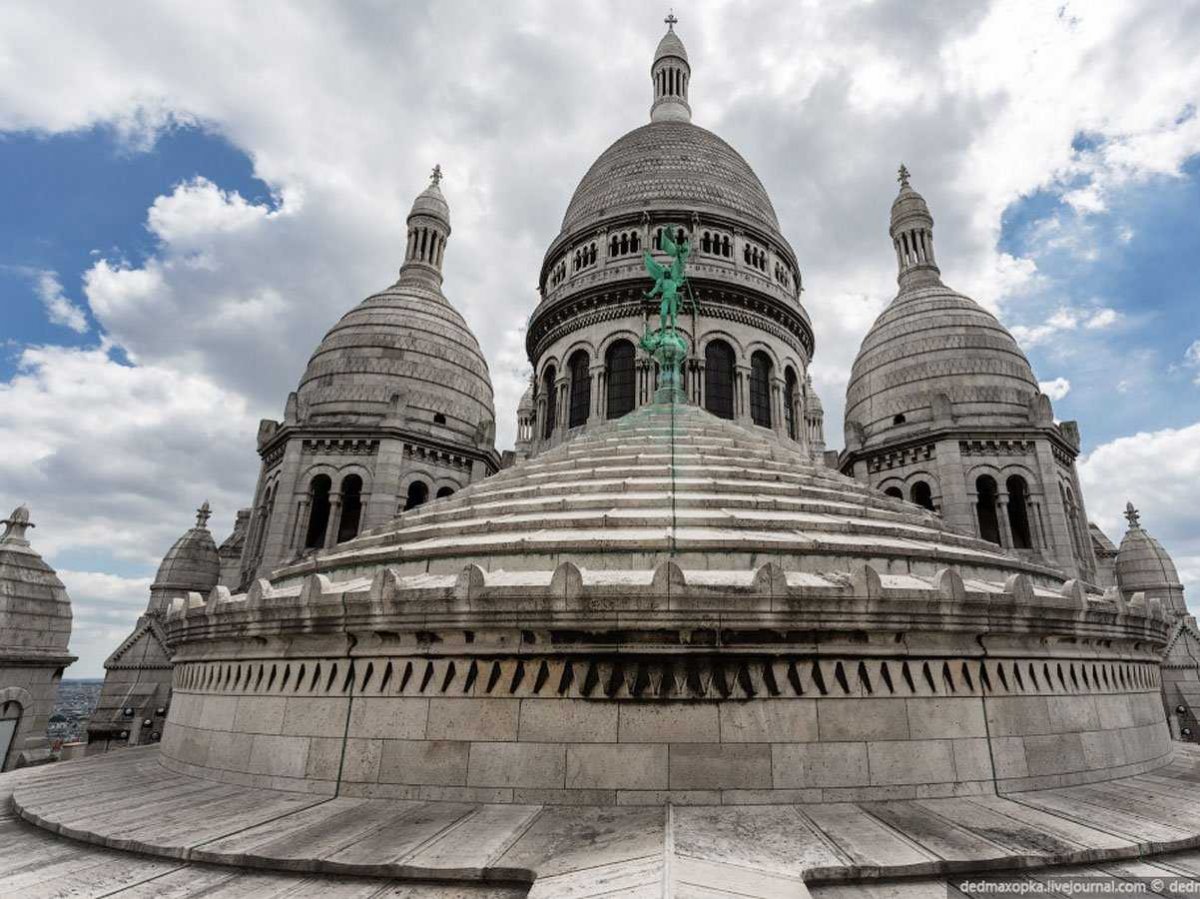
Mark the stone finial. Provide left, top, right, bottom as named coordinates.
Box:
left=0, top=504, right=34, bottom=544
left=1124, top=501, right=1141, bottom=529
left=195, top=501, right=212, bottom=529
left=664, top=9, right=678, bottom=30
left=897, top=163, right=911, bottom=188
left=430, top=163, right=443, bottom=187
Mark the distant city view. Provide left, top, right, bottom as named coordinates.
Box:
left=47, top=679, right=101, bottom=744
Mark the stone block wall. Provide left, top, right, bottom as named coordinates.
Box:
left=159, top=652, right=1172, bottom=803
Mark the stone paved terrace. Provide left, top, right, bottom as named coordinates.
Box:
left=6, top=746, right=1200, bottom=896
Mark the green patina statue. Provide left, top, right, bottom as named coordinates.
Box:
left=640, top=226, right=694, bottom=403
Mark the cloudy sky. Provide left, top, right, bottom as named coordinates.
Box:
left=2, top=0, right=1199, bottom=676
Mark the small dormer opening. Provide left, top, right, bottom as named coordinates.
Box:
left=434, top=413, right=446, bottom=425
left=893, top=413, right=906, bottom=425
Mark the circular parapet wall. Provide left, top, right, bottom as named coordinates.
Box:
left=160, top=406, right=1172, bottom=803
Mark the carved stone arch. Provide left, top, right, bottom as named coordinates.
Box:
left=743, top=339, right=784, bottom=372
left=333, top=463, right=373, bottom=492
left=559, top=337, right=598, bottom=367
left=597, top=329, right=643, bottom=359
left=696, top=329, right=747, bottom=358
left=877, top=477, right=906, bottom=499
left=297, top=463, right=341, bottom=494
left=963, top=462, right=1004, bottom=486
left=0, top=686, right=32, bottom=711
left=996, top=462, right=1041, bottom=489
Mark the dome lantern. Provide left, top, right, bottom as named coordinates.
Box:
left=890, top=164, right=941, bottom=291
left=650, top=13, right=691, bottom=123
left=400, top=165, right=451, bottom=288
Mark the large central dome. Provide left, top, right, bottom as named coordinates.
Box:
left=560, top=121, right=781, bottom=236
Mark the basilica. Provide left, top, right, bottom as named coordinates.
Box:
left=3, top=16, right=1200, bottom=898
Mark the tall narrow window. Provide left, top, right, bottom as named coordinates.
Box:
left=568, top=350, right=591, bottom=428
left=542, top=365, right=557, bottom=438
left=784, top=367, right=798, bottom=440
left=911, top=481, right=935, bottom=511
left=404, top=481, right=429, bottom=511
left=337, top=475, right=363, bottom=543
left=704, top=341, right=735, bottom=420
left=606, top=340, right=636, bottom=419
left=304, top=475, right=332, bottom=549
left=976, top=476, right=1002, bottom=545
left=750, top=351, right=773, bottom=428
left=1006, top=476, right=1033, bottom=549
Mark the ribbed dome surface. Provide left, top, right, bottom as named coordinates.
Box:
left=297, top=279, right=495, bottom=441
left=320, top=403, right=1057, bottom=587
left=846, top=284, right=1040, bottom=448
left=153, top=526, right=219, bottom=594
left=560, top=122, right=780, bottom=236
left=0, top=513, right=72, bottom=658
left=1117, top=526, right=1183, bottom=596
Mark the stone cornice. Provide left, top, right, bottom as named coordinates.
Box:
left=258, top=422, right=502, bottom=474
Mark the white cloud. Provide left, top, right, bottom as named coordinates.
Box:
left=56, top=570, right=154, bottom=676
left=1039, top=377, right=1071, bottom=401
left=1185, top=340, right=1200, bottom=384
left=1010, top=304, right=1121, bottom=347
left=34, top=271, right=89, bottom=333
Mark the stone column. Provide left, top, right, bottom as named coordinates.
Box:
left=735, top=365, right=751, bottom=423
left=324, top=493, right=343, bottom=550
left=996, top=492, right=1015, bottom=549
left=290, top=498, right=309, bottom=551
left=1029, top=498, right=1048, bottom=552
left=933, top=439, right=974, bottom=536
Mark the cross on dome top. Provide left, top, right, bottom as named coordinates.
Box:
left=430, top=164, right=443, bottom=187
left=1124, top=501, right=1141, bottom=529
left=665, top=10, right=678, bottom=30
left=898, top=163, right=911, bottom=188
left=195, top=501, right=212, bottom=529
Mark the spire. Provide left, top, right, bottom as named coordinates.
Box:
left=650, top=13, right=691, bottom=123
left=0, top=504, right=34, bottom=545
left=195, top=501, right=212, bottom=529
left=1124, top=501, right=1141, bottom=529
left=400, top=166, right=452, bottom=287
left=889, top=164, right=941, bottom=291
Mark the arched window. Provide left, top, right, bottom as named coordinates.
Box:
left=743, top=244, right=751, bottom=264
left=784, top=367, right=798, bottom=440
left=631, top=233, right=640, bottom=253
left=542, top=365, right=557, bottom=438
left=606, top=340, right=636, bottom=419
left=588, top=244, right=596, bottom=265
left=304, top=475, right=332, bottom=549
left=337, top=475, right=363, bottom=543
left=722, top=236, right=730, bottom=257
left=568, top=350, right=591, bottom=428
left=436, top=486, right=455, bottom=499
left=704, top=340, right=735, bottom=420
left=702, top=232, right=712, bottom=253
left=976, top=476, right=1002, bottom=545
left=911, top=481, right=934, bottom=511
left=1006, top=476, right=1033, bottom=549
left=750, top=351, right=773, bottom=428
left=404, top=480, right=429, bottom=511
left=884, top=486, right=904, bottom=499
left=620, top=234, right=629, bottom=254
left=610, top=236, right=619, bottom=256
left=433, top=412, right=446, bottom=425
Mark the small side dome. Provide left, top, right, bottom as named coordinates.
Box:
left=845, top=166, right=1040, bottom=450
left=517, top=383, right=534, bottom=414
left=0, top=504, right=73, bottom=656
left=1116, top=502, right=1186, bottom=616
left=151, top=502, right=220, bottom=599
